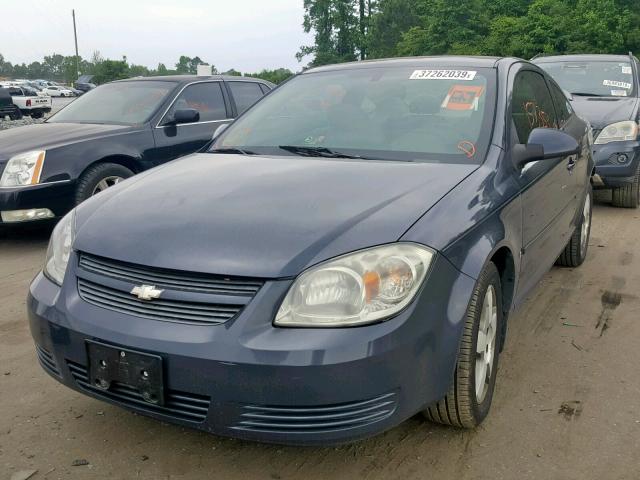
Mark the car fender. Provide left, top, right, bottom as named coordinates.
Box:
left=401, top=147, right=523, bottom=316
left=40, top=129, right=155, bottom=183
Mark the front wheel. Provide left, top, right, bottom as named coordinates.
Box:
left=75, top=163, right=134, bottom=205
left=423, top=262, right=503, bottom=428
left=611, top=165, right=640, bottom=208
left=556, top=187, right=592, bottom=267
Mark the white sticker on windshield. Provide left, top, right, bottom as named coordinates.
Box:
left=410, top=70, right=477, bottom=81
left=622, top=66, right=633, bottom=75
left=611, top=90, right=628, bottom=97
left=603, top=79, right=632, bottom=89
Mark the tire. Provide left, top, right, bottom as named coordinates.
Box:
left=75, top=163, right=134, bottom=204
left=9, top=108, right=22, bottom=120
left=423, top=262, right=503, bottom=428
left=31, top=111, right=43, bottom=119
left=611, top=165, right=640, bottom=208
left=556, top=187, right=593, bottom=267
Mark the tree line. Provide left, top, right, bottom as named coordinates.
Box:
left=299, top=0, right=640, bottom=66
left=0, top=52, right=294, bottom=85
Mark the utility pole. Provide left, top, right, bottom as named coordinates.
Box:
left=72, top=9, right=79, bottom=82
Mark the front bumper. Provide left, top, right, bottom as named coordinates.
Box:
left=27, top=253, right=475, bottom=445
left=592, top=140, right=640, bottom=187
left=0, top=181, right=75, bottom=224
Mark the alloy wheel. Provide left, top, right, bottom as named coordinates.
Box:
left=92, top=176, right=124, bottom=195
left=580, top=193, right=591, bottom=258
left=476, top=284, right=497, bottom=403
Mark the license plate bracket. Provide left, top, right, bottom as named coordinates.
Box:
left=86, top=340, right=164, bottom=406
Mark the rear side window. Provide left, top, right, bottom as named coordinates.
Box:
left=228, top=82, right=264, bottom=114
left=512, top=71, right=559, bottom=143
left=167, top=82, right=228, bottom=122
left=548, top=81, right=573, bottom=128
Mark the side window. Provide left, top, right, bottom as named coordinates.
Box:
left=259, top=83, right=271, bottom=95
left=549, top=81, right=573, bottom=128
left=167, top=82, right=227, bottom=123
left=511, top=71, right=559, bottom=143
left=228, top=82, right=264, bottom=115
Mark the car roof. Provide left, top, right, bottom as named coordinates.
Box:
left=533, top=54, right=636, bottom=63
left=304, top=56, right=513, bottom=74
left=115, top=75, right=275, bottom=86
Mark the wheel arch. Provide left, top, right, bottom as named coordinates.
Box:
left=79, top=154, right=142, bottom=178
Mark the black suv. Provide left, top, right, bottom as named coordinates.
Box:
left=534, top=54, right=640, bottom=208
left=0, top=75, right=273, bottom=224
left=0, top=87, right=23, bottom=120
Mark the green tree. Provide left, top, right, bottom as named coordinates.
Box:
left=175, top=55, right=207, bottom=74
left=298, top=0, right=360, bottom=66
left=246, top=68, right=295, bottom=84
left=397, top=0, right=488, bottom=56
left=92, top=59, right=129, bottom=84
left=367, top=0, right=419, bottom=58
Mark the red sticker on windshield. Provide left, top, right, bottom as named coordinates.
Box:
left=442, top=85, right=485, bottom=111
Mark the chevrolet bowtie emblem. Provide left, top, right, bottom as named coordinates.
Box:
left=131, top=284, right=164, bottom=301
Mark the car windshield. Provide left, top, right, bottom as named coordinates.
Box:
left=48, top=81, right=176, bottom=125
left=212, top=66, right=496, bottom=163
left=538, top=61, right=636, bottom=97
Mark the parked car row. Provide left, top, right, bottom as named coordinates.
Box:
left=533, top=53, right=640, bottom=207
left=0, top=54, right=634, bottom=445
left=2, top=85, right=52, bottom=118
left=0, top=74, right=274, bottom=222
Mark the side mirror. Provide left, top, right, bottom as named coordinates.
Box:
left=513, top=128, right=580, bottom=169
left=212, top=123, right=229, bottom=140
left=169, top=108, right=199, bottom=125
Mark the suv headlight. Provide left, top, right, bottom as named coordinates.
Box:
left=0, top=151, right=46, bottom=187
left=44, top=209, right=76, bottom=285
left=594, top=121, right=639, bottom=145
left=275, top=243, right=434, bottom=327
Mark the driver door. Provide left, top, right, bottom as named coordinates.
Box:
left=150, top=81, right=233, bottom=165
left=513, top=70, right=577, bottom=297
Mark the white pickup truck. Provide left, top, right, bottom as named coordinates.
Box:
left=6, top=86, right=52, bottom=118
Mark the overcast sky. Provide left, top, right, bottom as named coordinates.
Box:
left=1, top=0, right=311, bottom=72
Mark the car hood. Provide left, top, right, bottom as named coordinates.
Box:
left=0, top=122, right=136, bottom=162
left=570, top=96, right=639, bottom=130
left=74, top=154, right=477, bottom=278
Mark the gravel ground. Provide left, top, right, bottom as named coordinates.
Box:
left=1, top=200, right=640, bottom=479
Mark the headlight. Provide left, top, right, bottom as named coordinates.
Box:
left=594, top=121, right=639, bottom=145
left=275, top=243, right=434, bottom=327
left=0, top=151, right=46, bottom=187
left=44, top=209, right=76, bottom=285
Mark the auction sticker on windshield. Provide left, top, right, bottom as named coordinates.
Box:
left=603, top=80, right=632, bottom=89
left=410, top=70, right=477, bottom=81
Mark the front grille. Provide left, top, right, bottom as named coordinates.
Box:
left=67, top=361, right=210, bottom=423
left=233, top=392, right=397, bottom=434
left=78, top=278, right=242, bottom=325
left=79, top=253, right=263, bottom=297
left=35, top=345, right=61, bottom=377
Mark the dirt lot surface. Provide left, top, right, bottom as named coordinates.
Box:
left=1, top=199, right=639, bottom=480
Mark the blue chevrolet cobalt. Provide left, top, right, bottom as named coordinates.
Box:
left=28, top=57, right=593, bottom=445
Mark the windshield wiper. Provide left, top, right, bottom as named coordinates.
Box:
left=278, top=145, right=366, bottom=159
left=571, top=92, right=606, bottom=97
left=209, top=147, right=257, bottom=155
